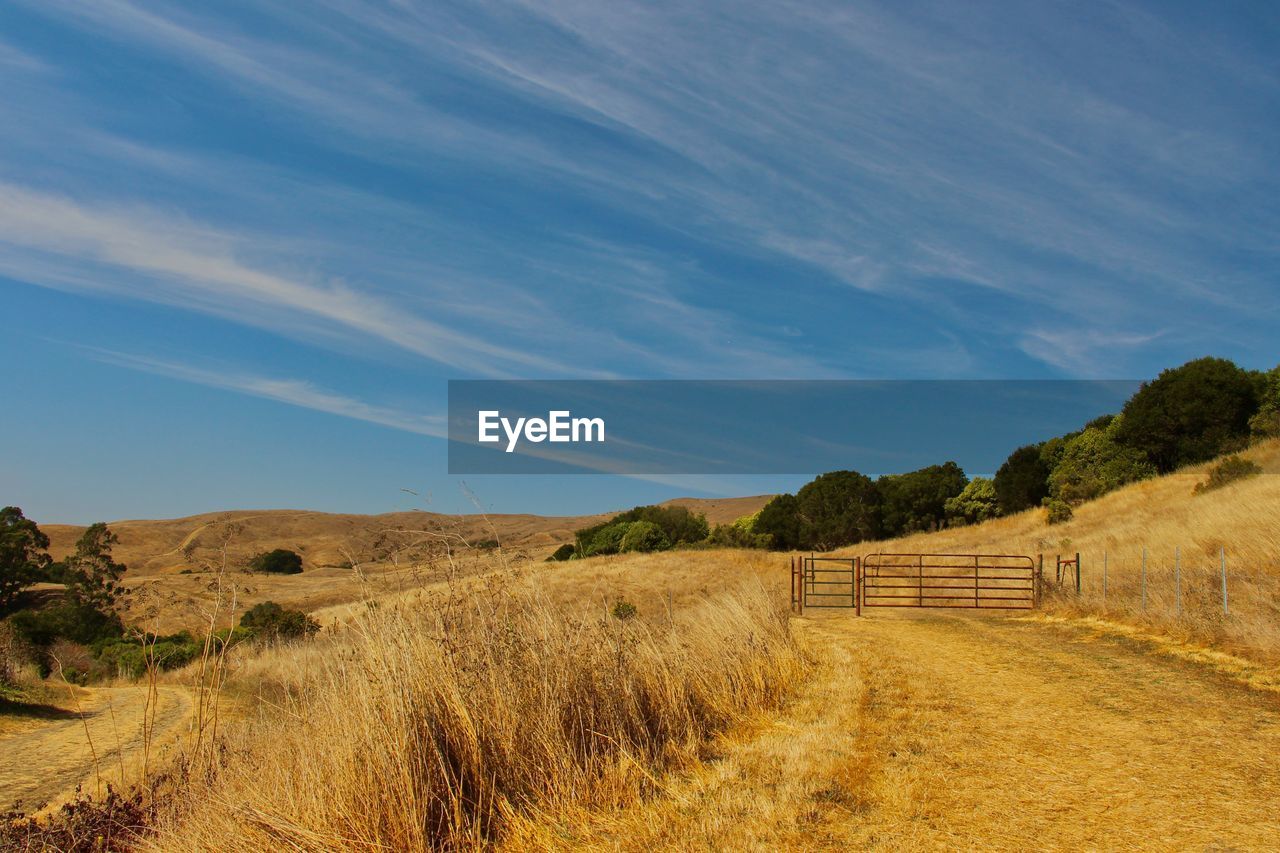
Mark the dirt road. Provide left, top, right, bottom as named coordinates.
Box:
left=0, top=684, right=192, bottom=812
left=563, top=609, right=1280, bottom=850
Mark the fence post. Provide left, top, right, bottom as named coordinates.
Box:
left=1141, top=548, right=1147, bottom=611
left=1036, top=554, right=1043, bottom=607
left=1103, top=550, right=1108, bottom=604
left=1075, top=551, right=1081, bottom=596
left=1220, top=546, right=1228, bottom=617
left=1175, top=546, right=1182, bottom=615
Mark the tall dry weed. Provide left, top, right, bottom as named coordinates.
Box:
left=146, top=574, right=804, bottom=850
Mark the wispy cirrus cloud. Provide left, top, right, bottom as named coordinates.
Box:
left=84, top=348, right=448, bottom=438
left=0, top=182, right=592, bottom=377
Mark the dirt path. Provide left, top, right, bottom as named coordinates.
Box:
left=560, top=609, right=1280, bottom=850
left=0, top=684, right=193, bottom=812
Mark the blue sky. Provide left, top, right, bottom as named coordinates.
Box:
left=1, top=1, right=1277, bottom=523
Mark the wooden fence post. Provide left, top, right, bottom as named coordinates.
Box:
left=1075, top=551, right=1081, bottom=596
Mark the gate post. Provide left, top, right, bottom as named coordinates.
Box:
left=854, top=557, right=861, bottom=616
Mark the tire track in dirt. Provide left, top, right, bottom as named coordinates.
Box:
left=0, top=684, right=192, bottom=812
left=548, top=609, right=1280, bottom=850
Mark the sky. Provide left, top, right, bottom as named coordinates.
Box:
left=1, top=0, right=1278, bottom=523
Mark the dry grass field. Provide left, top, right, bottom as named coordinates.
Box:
left=9, top=449, right=1280, bottom=849
left=34, top=496, right=772, bottom=635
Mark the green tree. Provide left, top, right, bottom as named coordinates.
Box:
left=753, top=494, right=801, bottom=551
left=574, top=505, right=709, bottom=556
left=618, top=520, right=671, bottom=553
left=63, top=523, right=127, bottom=611
left=1250, top=365, right=1280, bottom=438
left=876, top=462, right=968, bottom=536
left=1115, top=357, right=1259, bottom=472
left=795, top=470, right=880, bottom=551
left=249, top=548, right=304, bottom=574
left=944, top=477, right=999, bottom=526
left=0, top=507, right=51, bottom=616
left=240, top=601, right=320, bottom=640
left=993, top=445, right=1051, bottom=515
left=1048, top=417, right=1155, bottom=504
left=579, top=522, right=631, bottom=556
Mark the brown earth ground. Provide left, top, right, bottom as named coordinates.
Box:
left=529, top=608, right=1280, bottom=851
left=0, top=683, right=192, bottom=813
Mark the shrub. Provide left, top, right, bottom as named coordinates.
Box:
left=706, top=523, right=772, bottom=549
left=944, top=477, right=998, bottom=526
left=1043, top=498, right=1073, bottom=525
left=1047, top=417, right=1155, bottom=505
left=580, top=522, right=631, bottom=557
left=249, top=549, right=304, bottom=575
left=1194, top=455, right=1263, bottom=494
left=1115, top=356, right=1258, bottom=472
left=994, top=444, right=1051, bottom=514
left=618, top=520, right=671, bottom=553
left=574, top=505, right=708, bottom=557
left=610, top=600, right=637, bottom=620
left=240, top=601, right=320, bottom=640
left=546, top=543, right=576, bottom=562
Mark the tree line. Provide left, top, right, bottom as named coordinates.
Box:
left=750, top=356, right=1278, bottom=551
left=1, top=513, right=317, bottom=687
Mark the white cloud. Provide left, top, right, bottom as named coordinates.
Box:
left=85, top=348, right=448, bottom=437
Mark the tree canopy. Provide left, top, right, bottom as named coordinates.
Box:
left=0, top=507, right=51, bottom=616
left=1114, top=357, right=1258, bottom=472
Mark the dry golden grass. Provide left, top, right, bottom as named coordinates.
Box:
left=833, top=438, right=1280, bottom=663
left=142, top=558, right=803, bottom=851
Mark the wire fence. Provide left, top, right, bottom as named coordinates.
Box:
left=1039, top=547, right=1280, bottom=654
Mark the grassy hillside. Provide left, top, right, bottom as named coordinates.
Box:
left=39, top=496, right=773, bottom=574
left=836, top=438, right=1280, bottom=661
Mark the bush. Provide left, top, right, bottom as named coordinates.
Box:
left=705, top=523, right=772, bottom=549
left=1194, top=455, right=1263, bottom=494
left=249, top=549, right=303, bottom=575
left=610, top=600, right=637, bottom=621
left=1115, top=356, right=1258, bottom=472
left=92, top=632, right=201, bottom=679
left=994, top=444, right=1051, bottom=514
left=546, top=543, right=576, bottom=562
left=618, top=521, right=671, bottom=553
left=574, top=505, right=708, bottom=557
left=240, top=601, right=320, bottom=640
left=944, top=477, right=998, bottom=526
left=1047, top=417, right=1155, bottom=504
left=1043, top=498, right=1073, bottom=525
left=580, top=522, right=631, bottom=557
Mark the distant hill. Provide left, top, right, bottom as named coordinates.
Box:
left=39, top=495, right=774, bottom=577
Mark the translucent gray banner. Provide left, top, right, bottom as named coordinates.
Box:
left=447, top=380, right=1141, bottom=475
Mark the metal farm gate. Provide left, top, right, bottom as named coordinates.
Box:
left=791, top=553, right=1037, bottom=613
